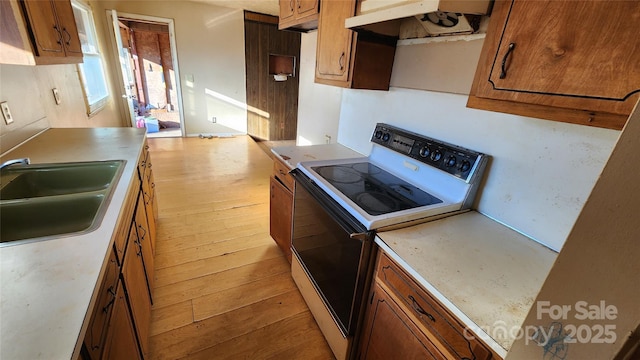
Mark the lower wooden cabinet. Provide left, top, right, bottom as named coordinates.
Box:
left=82, top=250, right=119, bottom=360
left=82, top=143, right=157, bottom=360
left=359, top=252, right=496, bottom=360
left=101, top=279, right=142, bottom=360
left=360, top=283, right=444, bottom=359
left=269, top=158, right=294, bottom=262
left=122, top=225, right=152, bottom=358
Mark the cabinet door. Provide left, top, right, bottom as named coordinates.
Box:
left=101, top=280, right=142, bottom=360
left=135, top=192, right=155, bottom=297
left=469, top=0, right=640, bottom=129
left=83, top=250, right=119, bottom=360
left=490, top=1, right=640, bottom=101
left=359, top=283, right=444, bottom=360
left=123, top=225, right=152, bottom=358
left=52, top=0, right=82, bottom=56
left=270, top=176, right=293, bottom=262
left=297, top=0, right=319, bottom=17
left=21, top=0, right=66, bottom=57
left=315, top=0, right=356, bottom=82
left=141, top=151, right=157, bottom=254
left=279, top=0, right=295, bottom=22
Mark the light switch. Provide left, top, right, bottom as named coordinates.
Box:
left=52, top=88, right=62, bottom=105
left=1, top=102, right=13, bottom=125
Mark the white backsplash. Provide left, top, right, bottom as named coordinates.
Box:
left=336, top=87, right=620, bottom=251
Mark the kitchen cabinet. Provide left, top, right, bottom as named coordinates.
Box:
left=82, top=249, right=120, bottom=360
left=19, top=0, right=83, bottom=64
left=0, top=0, right=35, bottom=65
left=100, top=279, right=142, bottom=360
left=278, top=0, right=319, bottom=31
left=315, top=0, right=396, bottom=90
left=468, top=0, right=640, bottom=130
left=269, top=158, right=294, bottom=263
left=134, top=191, right=155, bottom=296
left=138, top=143, right=157, bottom=254
left=122, top=224, right=152, bottom=358
left=359, top=251, right=497, bottom=360
left=82, top=142, right=157, bottom=360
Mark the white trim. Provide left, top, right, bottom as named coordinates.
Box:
left=105, top=11, right=186, bottom=136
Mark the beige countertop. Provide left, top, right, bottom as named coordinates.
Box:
left=0, top=128, right=146, bottom=360
left=271, top=143, right=364, bottom=169
left=376, top=211, right=558, bottom=358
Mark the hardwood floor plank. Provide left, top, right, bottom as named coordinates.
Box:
left=182, top=312, right=334, bottom=360
left=149, top=290, right=309, bottom=360
left=153, top=243, right=285, bottom=288
left=149, top=300, right=193, bottom=337
left=152, top=256, right=290, bottom=310
left=154, top=223, right=267, bottom=255
left=191, top=271, right=298, bottom=321
left=154, top=233, right=274, bottom=269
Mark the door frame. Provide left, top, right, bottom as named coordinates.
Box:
left=105, top=10, right=186, bottom=137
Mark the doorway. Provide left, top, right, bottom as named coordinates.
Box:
left=108, top=11, right=185, bottom=137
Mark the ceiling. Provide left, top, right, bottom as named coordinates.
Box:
left=188, top=0, right=280, bottom=16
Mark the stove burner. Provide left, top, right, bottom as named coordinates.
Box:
left=352, top=162, right=381, bottom=174
left=317, top=166, right=363, bottom=183
left=355, top=192, right=399, bottom=215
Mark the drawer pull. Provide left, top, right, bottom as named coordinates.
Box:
left=499, top=42, right=516, bottom=79
left=408, top=295, right=435, bottom=322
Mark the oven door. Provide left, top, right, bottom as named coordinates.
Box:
left=290, top=169, right=374, bottom=337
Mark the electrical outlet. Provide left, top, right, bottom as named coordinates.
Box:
left=52, top=88, right=61, bottom=105
left=1, top=102, right=14, bottom=125
left=211, top=116, right=217, bottom=123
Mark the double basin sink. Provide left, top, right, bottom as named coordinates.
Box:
left=0, top=160, right=125, bottom=246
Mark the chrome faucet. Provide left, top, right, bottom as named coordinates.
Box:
left=0, top=158, right=31, bottom=171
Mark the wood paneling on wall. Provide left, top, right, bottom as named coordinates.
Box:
left=245, top=13, right=301, bottom=141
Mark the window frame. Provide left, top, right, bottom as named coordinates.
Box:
left=71, top=0, right=110, bottom=117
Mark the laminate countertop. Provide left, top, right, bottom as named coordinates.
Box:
left=271, top=143, right=364, bottom=169
left=0, top=128, right=147, bottom=360
left=376, top=211, right=558, bottom=358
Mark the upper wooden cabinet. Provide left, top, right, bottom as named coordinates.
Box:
left=278, top=0, right=319, bottom=31
left=315, top=0, right=396, bottom=90
left=19, top=0, right=83, bottom=64
left=468, top=0, right=640, bottom=130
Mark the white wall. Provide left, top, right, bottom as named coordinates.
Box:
left=0, top=63, right=121, bottom=155
left=297, top=34, right=621, bottom=251
left=92, top=0, right=248, bottom=136
left=296, top=31, right=343, bottom=145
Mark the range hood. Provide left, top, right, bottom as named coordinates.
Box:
left=345, top=0, right=491, bottom=30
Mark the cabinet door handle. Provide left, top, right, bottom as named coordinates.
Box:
left=408, top=295, right=436, bottom=322
left=53, top=25, right=63, bottom=45
left=138, top=224, right=147, bottom=239
left=62, top=28, right=72, bottom=45
left=499, top=43, right=516, bottom=79
left=339, top=52, right=345, bottom=71
left=290, top=0, right=294, bottom=11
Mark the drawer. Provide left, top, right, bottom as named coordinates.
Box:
left=138, top=142, right=149, bottom=181
left=84, top=249, right=120, bottom=359
left=273, top=158, right=294, bottom=191
left=377, top=252, right=492, bottom=360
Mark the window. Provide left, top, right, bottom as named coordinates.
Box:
left=72, top=0, right=109, bottom=116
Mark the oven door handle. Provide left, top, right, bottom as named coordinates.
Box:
left=350, top=232, right=369, bottom=242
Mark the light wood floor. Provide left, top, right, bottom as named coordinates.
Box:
left=146, top=136, right=334, bottom=360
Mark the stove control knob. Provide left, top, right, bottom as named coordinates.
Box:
left=459, top=160, right=471, bottom=172
left=374, top=130, right=383, bottom=139
left=419, top=146, right=430, bottom=158
left=430, top=150, right=442, bottom=162
left=445, top=155, right=457, bottom=167
left=382, top=133, right=391, bottom=142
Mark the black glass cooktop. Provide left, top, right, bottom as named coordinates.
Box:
left=312, top=162, right=443, bottom=216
